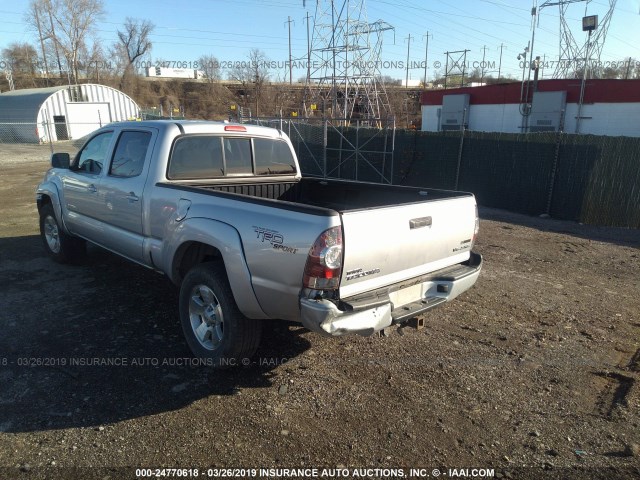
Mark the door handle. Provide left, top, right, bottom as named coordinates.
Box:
left=126, top=192, right=139, bottom=202
left=87, top=184, right=97, bottom=193
left=409, top=216, right=432, bottom=229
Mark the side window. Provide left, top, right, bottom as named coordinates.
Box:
left=109, top=131, right=152, bottom=178
left=223, top=137, right=252, bottom=175
left=168, top=136, right=224, bottom=180
left=74, top=131, right=114, bottom=174
left=253, top=138, right=297, bottom=175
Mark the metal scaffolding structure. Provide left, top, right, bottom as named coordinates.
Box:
left=303, top=0, right=394, bottom=122
left=443, top=49, right=470, bottom=88
left=540, top=0, right=617, bottom=78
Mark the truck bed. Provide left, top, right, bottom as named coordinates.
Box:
left=182, top=177, right=470, bottom=213
left=160, top=176, right=478, bottom=302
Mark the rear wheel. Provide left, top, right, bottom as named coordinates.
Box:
left=179, top=262, right=262, bottom=368
left=39, top=203, right=86, bottom=263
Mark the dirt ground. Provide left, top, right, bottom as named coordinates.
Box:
left=0, top=145, right=639, bottom=480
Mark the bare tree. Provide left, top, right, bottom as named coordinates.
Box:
left=228, top=49, right=270, bottom=116
left=83, top=42, right=110, bottom=82
left=2, top=43, right=39, bottom=75
left=26, top=0, right=105, bottom=83
left=198, top=54, right=220, bottom=83
left=116, top=17, right=154, bottom=89
left=632, top=59, right=640, bottom=80
left=2, top=42, right=39, bottom=88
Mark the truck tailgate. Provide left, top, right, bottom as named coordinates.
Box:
left=339, top=195, right=477, bottom=299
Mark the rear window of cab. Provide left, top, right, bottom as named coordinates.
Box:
left=167, top=135, right=297, bottom=180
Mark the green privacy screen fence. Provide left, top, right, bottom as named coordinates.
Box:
left=392, top=130, right=640, bottom=229
left=254, top=118, right=639, bottom=228
left=288, top=124, right=639, bottom=229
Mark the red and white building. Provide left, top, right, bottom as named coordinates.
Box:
left=420, top=79, right=640, bottom=137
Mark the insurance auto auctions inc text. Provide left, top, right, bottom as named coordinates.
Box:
left=198, top=467, right=495, bottom=478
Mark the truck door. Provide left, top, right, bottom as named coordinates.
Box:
left=61, top=130, right=115, bottom=239
left=95, top=129, right=156, bottom=263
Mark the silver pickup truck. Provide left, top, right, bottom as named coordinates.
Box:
left=37, top=120, right=482, bottom=366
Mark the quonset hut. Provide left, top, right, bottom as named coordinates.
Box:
left=0, top=84, right=140, bottom=143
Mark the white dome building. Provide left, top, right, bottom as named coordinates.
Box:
left=0, top=83, right=140, bottom=143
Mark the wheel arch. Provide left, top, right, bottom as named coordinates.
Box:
left=166, top=218, right=268, bottom=320
left=36, top=183, right=70, bottom=234
left=172, top=241, right=223, bottom=284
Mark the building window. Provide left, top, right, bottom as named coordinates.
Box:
left=68, top=86, right=86, bottom=102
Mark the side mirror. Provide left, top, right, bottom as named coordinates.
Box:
left=51, top=152, right=70, bottom=169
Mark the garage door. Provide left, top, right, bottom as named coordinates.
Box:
left=66, top=102, right=112, bottom=140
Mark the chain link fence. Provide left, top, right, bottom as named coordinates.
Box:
left=0, top=122, right=91, bottom=166
left=2, top=117, right=637, bottom=228
left=0, top=122, right=42, bottom=144
left=245, top=117, right=396, bottom=183
left=0, top=121, right=109, bottom=145
left=244, top=119, right=640, bottom=228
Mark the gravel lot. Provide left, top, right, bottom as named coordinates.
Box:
left=0, top=145, right=639, bottom=480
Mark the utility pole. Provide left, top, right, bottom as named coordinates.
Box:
left=34, top=9, right=50, bottom=84
left=576, top=14, right=599, bottom=133
left=480, top=45, right=488, bottom=83
left=422, top=32, right=432, bottom=87
left=45, top=1, right=64, bottom=77
left=304, top=11, right=311, bottom=85
left=497, top=43, right=505, bottom=80
left=576, top=28, right=592, bottom=133
left=285, top=16, right=295, bottom=85
left=405, top=34, right=412, bottom=88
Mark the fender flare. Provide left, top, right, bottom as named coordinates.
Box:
left=164, top=217, right=268, bottom=320
left=36, top=182, right=72, bottom=235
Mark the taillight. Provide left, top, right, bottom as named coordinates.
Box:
left=472, top=204, right=480, bottom=249
left=303, top=226, right=343, bottom=290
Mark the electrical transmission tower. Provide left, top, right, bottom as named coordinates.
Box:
left=303, top=0, right=394, bottom=123
left=540, top=0, right=617, bottom=78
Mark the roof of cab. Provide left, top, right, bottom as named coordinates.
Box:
left=108, top=120, right=284, bottom=138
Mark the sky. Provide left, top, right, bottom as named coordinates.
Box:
left=0, top=0, right=639, bottom=83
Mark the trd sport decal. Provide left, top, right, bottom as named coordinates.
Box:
left=253, top=226, right=298, bottom=254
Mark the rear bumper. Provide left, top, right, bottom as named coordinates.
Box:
left=300, top=252, right=483, bottom=337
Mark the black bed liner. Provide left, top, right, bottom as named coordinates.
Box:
left=162, top=177, right=471, bottom=214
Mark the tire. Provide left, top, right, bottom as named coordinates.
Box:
left=179, top=262, right=262, bottom=368
left=39, top=203, right=86, bottom=264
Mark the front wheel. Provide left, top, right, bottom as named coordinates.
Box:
left=179, top=262, right=262, bottom=368
left=39, top=203, right=86, bottom=263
